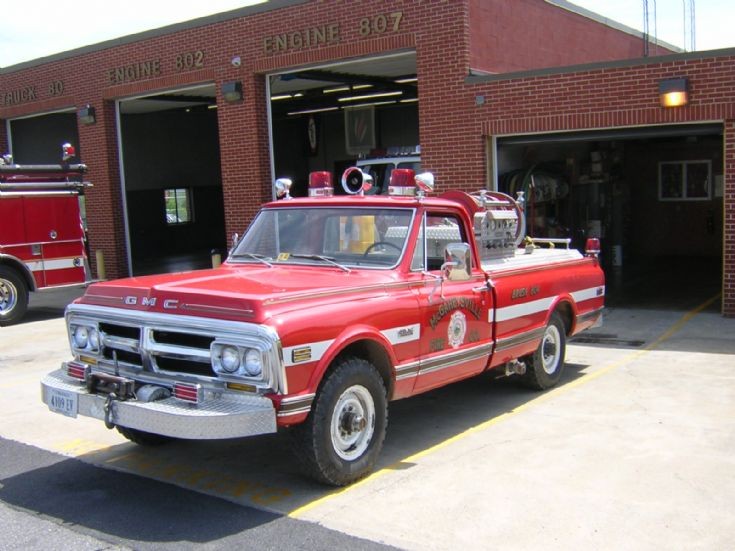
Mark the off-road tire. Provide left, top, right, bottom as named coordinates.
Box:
left=0, top=265, right=29, bottom=327
left=290, top=357, right=388, bottom=486
left=116, top=426, right=172, bottom=446
left=521, top=312, right=567, bottom=390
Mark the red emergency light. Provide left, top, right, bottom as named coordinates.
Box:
left=308, top=171, right=333, bottom=197
left=585, top=238, right=601, bottom=257
left=388, top=168, right=416, bottom=196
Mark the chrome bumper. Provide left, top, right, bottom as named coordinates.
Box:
left=41, top=368, right=277, bottom=440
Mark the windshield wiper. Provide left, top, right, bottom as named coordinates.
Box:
left=231, top=253, right=273, bottom=267
left=290, top=254, right=351, bottom=273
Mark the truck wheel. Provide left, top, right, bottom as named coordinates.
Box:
left=116, top=426, right=172, bottom=446
left=521, top=312, right=566, bottom=390
left=0, top=266, right=29, bottom=327
left=290, top=357, right=388, bottom=486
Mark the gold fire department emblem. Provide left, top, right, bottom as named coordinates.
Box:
left=448, top=311, right=467, bottom=349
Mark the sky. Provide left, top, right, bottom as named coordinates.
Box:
left=1, top=0, right=733, bottom=68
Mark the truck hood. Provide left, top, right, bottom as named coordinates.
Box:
left=79, top=265, right=402, bottom=323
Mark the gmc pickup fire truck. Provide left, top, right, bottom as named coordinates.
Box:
left=0, top=145, right=90, bottom=326
left=42, top=168, right=604, bottom=485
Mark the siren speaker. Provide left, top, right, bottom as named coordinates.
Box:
left=341, top=167, right=365, bottom=195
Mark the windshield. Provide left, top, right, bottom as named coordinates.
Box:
left=230, top=207, right=415, bottom=269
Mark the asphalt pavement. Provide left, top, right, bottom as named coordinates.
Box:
left=1, top=288, right=733, bottom=549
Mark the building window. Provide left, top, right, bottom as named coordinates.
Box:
left=659, top=160, right=711, bottom=201
left=164, top=188, right=193, bottom=224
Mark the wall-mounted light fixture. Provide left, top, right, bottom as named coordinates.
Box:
left=78, top=104, right=96, bottom=125
left=659, top=77, right=689, bottom=108
left=222, top=81, right=243, bottom=103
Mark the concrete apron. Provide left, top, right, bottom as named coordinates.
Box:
left=1, top=298, right=733, bottom=549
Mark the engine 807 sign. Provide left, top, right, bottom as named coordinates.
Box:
left=263, top=12, right=404, bottom=55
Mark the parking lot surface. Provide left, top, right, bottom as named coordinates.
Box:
left=1, top=293, right=733, bottom=549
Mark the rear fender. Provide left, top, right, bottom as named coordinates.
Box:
left=0, top=253, right=36, bottom=291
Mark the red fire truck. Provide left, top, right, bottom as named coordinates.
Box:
left=0, top=145, right=90, bottom=326
left=42, top=167, right=603, bottom=485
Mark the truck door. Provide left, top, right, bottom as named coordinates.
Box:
left=23, top=194, right=86, bottom=288
left=411, top=211, right=493, bottom=394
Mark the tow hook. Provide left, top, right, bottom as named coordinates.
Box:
left=103, top=392, right=118, bottom=429
left=505, top=360, right=527, bottom=376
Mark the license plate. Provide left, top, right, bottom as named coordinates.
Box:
left=47, top=388, right=78, bottom=418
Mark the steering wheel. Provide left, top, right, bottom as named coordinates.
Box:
left=363, top=241, right=402, bottom=256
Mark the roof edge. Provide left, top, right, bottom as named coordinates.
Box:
left=0, top=0, right=310, bottom=75
left=466, top=46, right=735, bottom=84
left=544, top=0, right=683, bottom=53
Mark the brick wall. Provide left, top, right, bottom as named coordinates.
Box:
left=468, top=0, right=675, bottom=74
left=469, top=52, right=735, bottom=316
left=1, top=0, right=733, bottom=315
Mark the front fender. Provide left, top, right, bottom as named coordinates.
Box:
left=307, top=324, right=398, bottom=394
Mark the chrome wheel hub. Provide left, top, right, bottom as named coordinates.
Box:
left=541, top=325, right=561, bottom=375
left=0, top=278, right=18, bottom=315
left=330, top=385, right=375, bottom=461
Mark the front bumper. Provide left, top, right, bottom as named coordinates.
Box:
left=41, top=368, right=277, bottom=440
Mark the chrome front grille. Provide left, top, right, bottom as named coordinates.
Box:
left=65, top=303, right=287, bottom=394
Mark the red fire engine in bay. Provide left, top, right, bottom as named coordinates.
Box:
left=0, top=145, right=90, bottom=326
left=41, top=167, right=604, bottom=486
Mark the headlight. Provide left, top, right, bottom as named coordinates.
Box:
left=212, top=342, right=264, bottom=379
left=220, top=346, right=241, bottom=373
left=243, top=349, right=262, bottom=377
left=71, top=324, right=100, bottom=353
left=73, top=326, right=89, bottom=348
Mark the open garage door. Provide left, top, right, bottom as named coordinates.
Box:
left=267, top=51, right=419, bottom=197
left=117, top=84, right=226, bottom=276
left=496, top=124, right=724, bottom=311
left=7, top=109, right=79, bottom=163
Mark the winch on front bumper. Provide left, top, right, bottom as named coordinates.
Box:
left=41, top=367, right=277, bottom=439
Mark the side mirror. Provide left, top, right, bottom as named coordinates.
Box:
left=442, top=243, right=472, bottom=281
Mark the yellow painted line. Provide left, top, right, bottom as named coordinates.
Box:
left=289, top=293, right=721, bottom=518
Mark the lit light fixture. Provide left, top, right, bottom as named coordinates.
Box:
left=287, top=106, right=340, bottom=116
left=394, top=77, right=418, bottom=84
left=659, top=77, right=689, bottom=107
left=271, top=94, right=293, bottom=101
left=400, top=98, right=419, bottom=104
left=338, top=91, right=403, bottom=103
left=323, top=86, right=351, bottom=94
left=222, top=81, right=243, bottom=103
left=342, top=100, right=398, bottom=109
left=78, top=105, right=96, bottom=125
